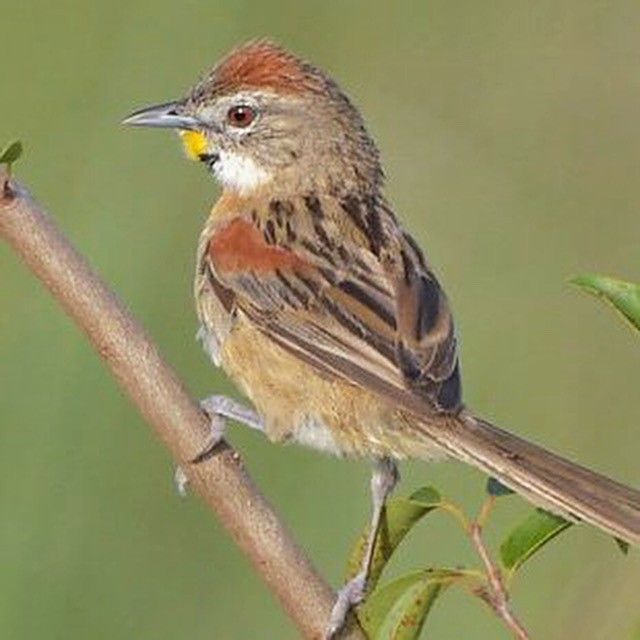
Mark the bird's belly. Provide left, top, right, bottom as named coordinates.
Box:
left=207, top=316, right=444, bottom=460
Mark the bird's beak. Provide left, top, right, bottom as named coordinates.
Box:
left=122, top=100, right=200, bottom=131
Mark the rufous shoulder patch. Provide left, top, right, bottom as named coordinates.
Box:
left=208, top=218, right=305, bottom=274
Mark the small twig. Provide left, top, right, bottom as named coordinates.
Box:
left=476, top=495, right=497, bottom=528
left=0, top=169, right=365, bottom=640
left=435, top=493, right=530, bottom=638
left=438, top=500, right=472, bottom=531
left=470, top=520, right=530, bottom=640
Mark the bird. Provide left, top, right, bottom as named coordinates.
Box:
left=124, top=40, right=640, bottom=637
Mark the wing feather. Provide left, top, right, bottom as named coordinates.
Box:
left=203, top=194, right=462, bottom=416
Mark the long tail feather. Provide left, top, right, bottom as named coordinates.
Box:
left=418, top=411, right=640, bottom=544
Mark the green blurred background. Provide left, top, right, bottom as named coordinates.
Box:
left=2, top=1, right=640, bottom=638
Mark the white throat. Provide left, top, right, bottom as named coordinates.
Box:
left=213, top=150, right=272, bottom=194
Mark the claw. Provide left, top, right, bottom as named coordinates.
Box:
left=192, top=395, right=263, bottom=463
left=174, top=465, right=190, bottom=497
left=327, top=571, right=367, bottom=638
left=191, top=412, right=227, bottom=463
left=173, top=395, right=264, bottom=496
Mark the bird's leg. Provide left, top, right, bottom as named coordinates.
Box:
left=174, top=395, right=264, bottom=495
left=327, top=457, right=399, bottom=638
left=200, top=395, right=264, bottom=439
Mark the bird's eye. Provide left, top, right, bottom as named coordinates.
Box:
left=227, top=104, right=256, bottom=128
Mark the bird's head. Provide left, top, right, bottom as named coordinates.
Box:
left=124, top=41, right=383, bottom=196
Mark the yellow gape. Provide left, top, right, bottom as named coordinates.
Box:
left=179, top=130, right=208, bottom=160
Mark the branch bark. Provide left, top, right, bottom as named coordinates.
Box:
left=470, top=521, right=530, bottom=640
left=0, top=170, right=365, bottom=640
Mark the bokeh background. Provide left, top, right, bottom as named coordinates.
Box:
left=2, top=1, right=640, bottom=638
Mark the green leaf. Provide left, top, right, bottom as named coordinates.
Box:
left=486, top=477, right=515, bottom=497
left=571, top=273, right=640, bottom=334
left=0, top=140, right=23, bottom=166
left=408, top=486, right=441, bottom=506
left=358, top=569, right=461, bottom=640
left=345, top=487, right=441, bottom=591
left=500, top=508, right=572, bottom=572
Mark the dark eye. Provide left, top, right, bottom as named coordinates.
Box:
left=227, top=104, right=256, bottom=128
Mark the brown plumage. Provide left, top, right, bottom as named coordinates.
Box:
left=125, top=40, right=640, bottom=635
left=201, top=40, right=319, bottom=95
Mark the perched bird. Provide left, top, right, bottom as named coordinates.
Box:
left=125, top=41, right=640, bottom=636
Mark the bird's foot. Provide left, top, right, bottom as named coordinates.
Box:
left=174, top=395, right=263, bottom=496
left=326, top=571, right=368, bottom=639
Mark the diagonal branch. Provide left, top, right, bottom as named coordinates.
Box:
left=0, top=169, right=365, bottom=640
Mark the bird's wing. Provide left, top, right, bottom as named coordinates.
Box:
left=202, top=194, right=462, bottom=416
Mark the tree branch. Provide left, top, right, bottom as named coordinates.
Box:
left=469, top=521, right=530, bottom=640
left=0, top=169, right=365, bottom=640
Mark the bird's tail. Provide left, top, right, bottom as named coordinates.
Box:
left=417, top=410, right=640, bottom=545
